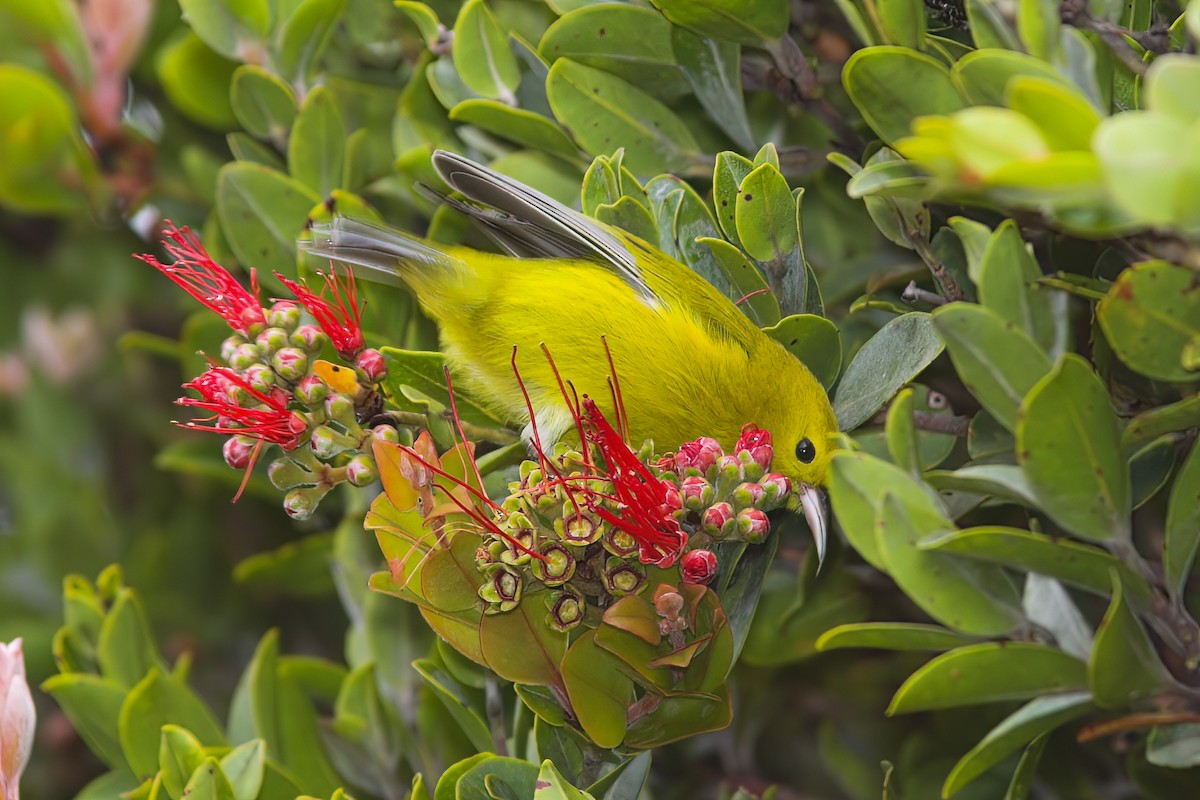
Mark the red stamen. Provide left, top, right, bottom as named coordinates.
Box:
left=539, top=344, right=592, bottom=475
left=136, top=221, right=266, bottom=335
left=735, top=287, right=770, bottom=306
left=275, top=267, right=364, bottom=358
left=600, top=336, right=629, bottom=441
left=177, top=367, right=307, bottom=449
left=443, top=366, right=498, bottom=513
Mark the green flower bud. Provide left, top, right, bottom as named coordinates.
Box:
left=265, top=301, right=301, bottom=330
left=731, top=482, right=766, bottom=510
left=346, top=454, right=377, bottom=487
left=243, top=363, right=275, bottom=393
left=291, top=324, right=327, bottom=353
left=309, top=424, right=354, bottom=459
left=283, top=484, right=331, bottom=520
left=220, top=334, right=246, bottom=363
left=546, top=587, right=585, bottom=631
left=603, top=557, right=645, bottom=596
left=324, top=392, right=357, bottom=426
left=532, top=542, right=576, bottom=587
left=228, top=343, right=263, bottom=370
left=271, top=347, right=309, bottom=382
left=295, top=375, right=327, bottom=406
left=255, top=326, right=291, bottom=354
left=371, top=424, right=400, bottom=444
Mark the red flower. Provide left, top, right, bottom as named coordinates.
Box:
left=676, top=437, right=722, bottom=473
left=276, top=268, right=364, bottom=358
left=681, top=549, right=718, bottom=585
left=580, top=397, right=686, bottom=568
left=136, top=222, right=265, bottom=335
left=178, top=367, right=308, bottom=450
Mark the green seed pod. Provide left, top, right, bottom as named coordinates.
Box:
left=557, top=509, right=605, bottom=546
left=603, top=557, right=645, bottom=596
left=499, top=529, right=535, bottom=566
left=546, top=586, right=585, bottom=631
left=532, top=542, right=576, bottom=587
left=478, top=566, right=523, bottom=613
left=602, top=527, right=639, bottom=558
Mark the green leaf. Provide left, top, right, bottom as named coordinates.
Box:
left=177, top=0, right=269, bottom=61
left=1016, top=0, right=1060, bottom=60
left=931, top=303, right=1052, bottom=432
left=885, top=388, right=921, bottom=475
left=594, top=196, right=658, bottom=244
left=875, top=494, right=1023, bottom=636
left=1165, top=442, right=1200, bottom=600
left=762, top=314, right=841, bottom=389
left=411, top=659, right=494, bottom=754
left=453, top=0, right=521, bottom=102
left=159, top=725, right=206, bottom=800
left=888, top=643, right=1087, bottom=714
left=379, top=348, right=506, bottom=428
left=833, top=313, right=944, bottom=431
left=535, top=760, right=595, bottom=800
left=1004, top=733, right=1049, bottom=800
left=1147, top=723, right=1200, bottom=768
left=458, top=756, right=540, bottom=800
left=1122, top=395, right=1200, bottom=452
left=546, top=58, right=700, bottom=174
left=878, top=0, right=926, bottom=49
left=695, top=237, right=780, bottom=327
left=734, top=162, right=798, bottom=263
left=951, top=48, right=1070, bottom=107
left=182, top=757, right=237, bottom=800
left=233, top=532, right=337, bottom=597
left=976, top=220, right=1060, bottom=356
left=288, top=85, right=345, bottom=196
left=1006, top=77, right=1099, bottom=151
left=816, top=623, right=978, bottom=653
left=220, top=739, right=266, bottom=800
left=157, top=33, right=240, bottom=131
left=942, top=692, right=1092, bottom=798
left=1093, top=111, right=1200, bottom=233
left=118, top=669, right=227, bottom=780
left=278, top=0, right=348, bottom=83
left=216, top=162, right=320, bottom=273
left=230, top=66, right=297, bottom=144
left=1016, top=354, right=1131, bottom=542
left=96, top=589, right=160, bottom=689
left=395, top=1, right=441, bottom=48
left=41, top=674, right=127, bottom=769
left=1097, top=261, right=1200, bottom=383
left=648, top=0, right=789, bottom=44
left=1089, top=572, right=1169, bottom=709
left=712, top=150, right=755, bottom=244
left=843, top=47, right=965, bottom=144
left=561, top=631, right=632, bottom=748
left=433, top=753, right=493, bottom=800
left=1145, top=55, right=1200, bottom=124
left=449, top=100, right=578, bottom=159
left=623, top=688, right=733, bottom=749
left=923, top=465, right=1037, bottom=507
left=672, top=27, right=754, bottom=151
left=479, top=592, right=569, bottom=685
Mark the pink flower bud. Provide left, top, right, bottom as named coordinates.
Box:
left=737, top=508, right=771, bottom=543
left=243, top=363, right=275, bottom=393
left=290, top=324, right=327, bottom=353
left=676, top=436, right=722, bottom=473
left=346, top=454, right=378, bottom=487
left=680, top=476, right=714, bottom=511
left=681, top=549, right=718, bottom=585
left=761, top=472, right=792, bottom=503
left=702, top=502, right=735, bottom=538
left=731, top=482, right=765, bottom=509
left=1, top=639, right=35, bottom=800
left=265, top=301, right=301, bottom=330
left=355, top=348, right=386, bottom=383
left=271, top=347, right=309, bottom=382
left=735, top=424, right=772, bottom=453
left=223, top=435, right=257, bottom=469
left=371, top=424, right=400, bottom=443
left=255, top=326, right=290, bottom=354
left=295, top=375, right=328, bottom=406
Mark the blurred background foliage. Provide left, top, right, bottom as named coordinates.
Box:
left=2, top=0, right=1200, bottom=798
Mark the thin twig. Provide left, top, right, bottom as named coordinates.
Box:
left=902, top=281, right=947, bottom=307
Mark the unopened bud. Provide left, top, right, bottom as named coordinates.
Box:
left=220, top=334, right=246, bottom=363
left=731, top=482, right=765, bottom=509
left=1, top=639, right=35, bottom=800
left=532, top=542, right=576, bottom=586
left=547, top=587, right=585, bottom=631
left=295, top=374, right=328, bottom=406
left=702, top=502, right=736, bottom=538
left=346, top=454, right=378, bottom=487
left=291, top=324, right=327, bottom=353
left=737, top=508, right=770, bottom=543
left=717, top=454, right=744, bottom=484
left=681, top=549, right=718, bottom=585
left=355, top=348, right=386, bottom=383
left=266, top=301, right=301, bottom=330
left=271, top=347, right=309, bottom=382
left=680, top=476, right=714, bottom=511
left=268, top=457, right=313, bottom=490
left=243, top=363, right=275, bottom=393
left=309, top=424, right=353, bottom=459
left=371, top=424, right=399, bottom=444
left=603, top=558, right=645, bottom=596
left=223, top=435, right=257, bottom=469
left=761, top=473, right=791, bottom=504
left=676, top=437, right=722, bottom=474
left=324, top=392, right=356, bottom=426
left=283, top=484, right=331, bottom=520
left=228, top=343, right=263, bottom=370
left=255, top=326, right=291, bottom=354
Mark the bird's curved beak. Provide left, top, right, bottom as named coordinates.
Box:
left=788, top=483, right=828, bottom=569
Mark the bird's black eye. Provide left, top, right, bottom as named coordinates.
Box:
left=795, top=438, right=816, bottom=464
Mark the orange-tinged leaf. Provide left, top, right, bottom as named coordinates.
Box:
left=602, top=595, right=661, bottom=645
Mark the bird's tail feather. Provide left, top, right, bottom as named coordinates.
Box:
left=302, top=216, right=465, bottom=289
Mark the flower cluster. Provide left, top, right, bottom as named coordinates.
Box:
left=137, top=222, right=390, bottom=517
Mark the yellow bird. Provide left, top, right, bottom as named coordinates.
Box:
left=305, top=151, right=837, bottom=561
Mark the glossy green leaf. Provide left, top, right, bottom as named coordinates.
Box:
left=672, top=27, right=754, bottom=150
left=843, top=47, right=965, bottom=143
left=1165, top=442, right=1200, bottom=599
left=735, top=163, right=798, bottom=262
left=976, top=220, right=1059, bottom=355
left=1004, top=733, right=1049, bottom=800
left=876, top=494, right=1023, bottom=636
left=942, top=692, right=1092, bottom=798
left=230, top=66, right=297, bottom=144
left=594, top=196, right=658, bottom=244
left=833, top=313, right=944, bottom=431
left=762, top=314, right=841, bottom=389
left=449, top=100, right=578, bottom=158
left=1130, top=434, right=1178, bottom=509
left=695, top=236, right=779, bottom=327
left=479, top=592, right=568, bottom=685
left=1097, top=261, right=1200, bottom=383
left=288, top=85, right=345, bottom=196
left=1145, top=55, right=1200, bottom=124
left=1123, top=395, right=1200, bottom=452
left=951, top=48, right=1069, bottom=107
left=888, top=643, right=1087, bottom=714
left=1089, top=572, right=1168, bottom=709
left=546, top=58, right=700, bottom=174
left=278, top=0, right=348, bottom=82
left=561, top=631, right=632, bottom=748
left=216, top=162, right=320, bottom=273
left=648, top=0, right=788, bottom=44
left=1006, top=77, right=1099, bottom=151
left=453, top=0, right=521, bottom=101
left=118, top=669, right=227, bottom=779
left=411, top=659, right=494, bottom=753
left=923, top=465, right=1037, bottom=507
left=41, top=674, right=127, bottom=768
left=931, top=303, right=1052, bottom=431
left=535, top=760, right=594, bottom=800
left=432, top=753, right=492, bottom=800
left=177, top=0, right=269, bottom=61
left=395, top=1, right=441, bottom=47
left=1016, top=354, right=1131, bottom=542
left=878, top=0, right=926, bottom=49
left=816, top=623, right=977, bottom=652
left=458, top=756, right=540, bottom=799
left=623, top=687, right=733, bottom=749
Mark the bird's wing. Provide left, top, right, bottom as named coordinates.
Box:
left=431, top=150, right=658, bottom=305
